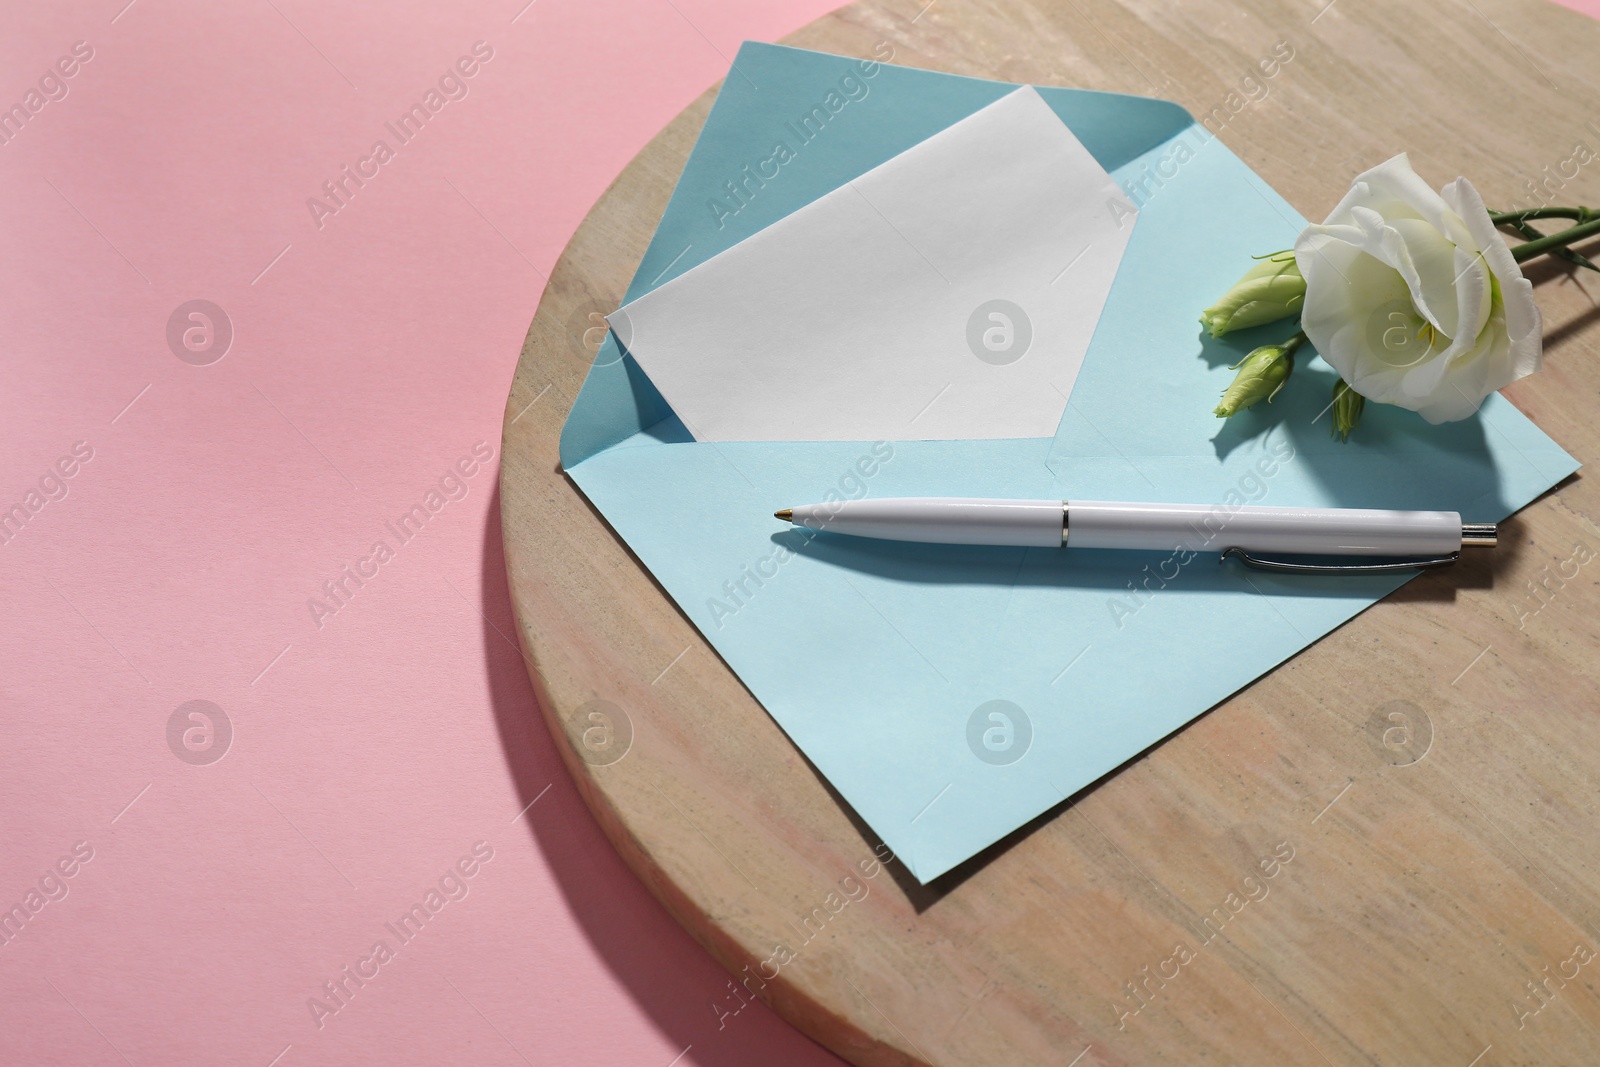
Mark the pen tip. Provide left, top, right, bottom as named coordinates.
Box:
left=774, top=508, right=793, bottom=522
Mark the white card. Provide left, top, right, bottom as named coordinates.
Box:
left=609, top=85, right=1137, bottom=442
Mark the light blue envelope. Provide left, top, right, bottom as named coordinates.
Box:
left=559, top=43, right=1579, bottom=882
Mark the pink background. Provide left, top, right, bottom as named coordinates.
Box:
left=1, top=1, right=1595, bottom=1065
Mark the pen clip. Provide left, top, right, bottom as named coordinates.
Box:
left=1221, top=546, right=1462, bottom=575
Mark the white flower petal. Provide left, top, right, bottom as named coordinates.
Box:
left=1324, top=154, right=1452, bottom=233
left=1296, top=234, right=1419, bottom=404
left=1385, top=218, right=1472, bottom=338
left=1415, top=386, right=1487, bottom=423
left=1442, top=176, right=1543, bottom=390
left=1443, top=177, right=1511, bottom=275
left=1396, top=339, right=1455, bottom=401
left=1294, top=156, right=1545, bottom=423
left=1414, top=306, right=1506, bottom=422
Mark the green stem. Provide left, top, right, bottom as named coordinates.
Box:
left=1490, top=207, right=1590, bottom=225
left=1502, top=216, right=1599, bottom=273
left=1282, top=329, right=1308, bottom=355
left=1511, top=215, right=1600, bottom=262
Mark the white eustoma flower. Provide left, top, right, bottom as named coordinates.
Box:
left=1294, top=154, right=1542, bottom=423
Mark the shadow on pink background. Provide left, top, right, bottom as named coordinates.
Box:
left=1, top=1, right=1595, bottom=1064
left=0, top=2, right=847, bottom=1064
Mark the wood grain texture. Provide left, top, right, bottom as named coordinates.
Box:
left=498, top=2, right=1600, bottom=1063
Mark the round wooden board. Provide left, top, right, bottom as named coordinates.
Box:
left=500, top=2, right=1600, bottom=1063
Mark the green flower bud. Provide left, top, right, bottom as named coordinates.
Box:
left=1331, top=378, right=1365, bottom=443
left=1199, top=251, right=1306, bottom=338
left=1213, top=335, right=1301, bottom=418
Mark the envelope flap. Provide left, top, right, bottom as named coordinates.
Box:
left=559, top=42, right=1196, bottom=468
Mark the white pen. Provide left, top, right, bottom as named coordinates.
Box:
left=773, top=498, right=1498, bottom=573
